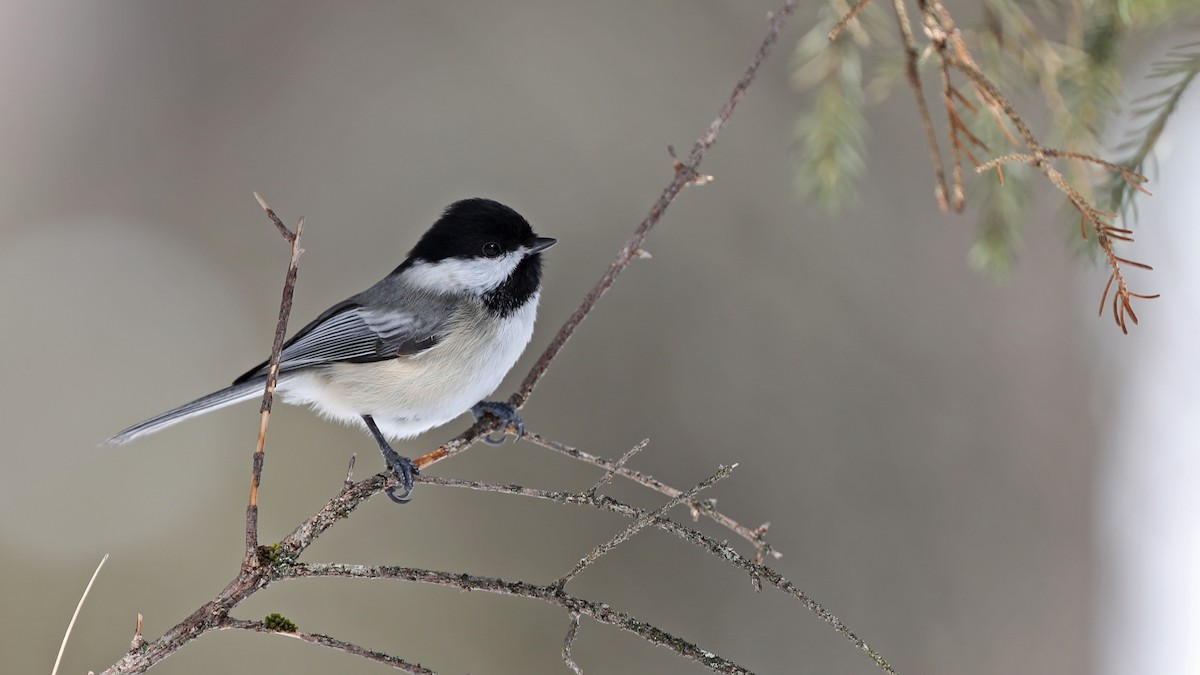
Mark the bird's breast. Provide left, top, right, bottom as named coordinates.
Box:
left=280, top=294, right=539, bottom=439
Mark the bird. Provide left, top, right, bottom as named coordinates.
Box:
left=103, top=198, right=556, bottom=502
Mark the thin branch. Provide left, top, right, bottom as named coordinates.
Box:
left=101, top=571, right=268, bottom=675
left=276, top=459, right=756, bottom=569
left=129, top=614, right=144, bottom=653
left=525, top=432, right=781, bottom=560
left=218, top=618, right=435, bottom=674
left=587, top=438, right=647, bottom=496
left=245, top=195, right=305, bottom=560
left=975, top=153, right=1037, bottom=172
left=104, top=447, right=893, bottom=674
left=562, top=612, right=585, bottom=675
left=1042, top=148, right=1151, bottom=194
left=557, top=464, right=736, bottom=589
left=1023, top=139, right=1156, bottom=332
left=287, top=563, right=753, bottom=675
left=52, top=553, right=109, bottom=675
left=254, top=191, right=298, bottom=244
left=925, top=0, right=1018, bottom=145
left=404, top=473, right=894, bottom=674
left=277, top=473, right=392, bottom=558
left=943, top=55, right=1044, bottom=149
left=888, top=0, right=949, bottom=210
left=828, top=0, right=876, bottom=43
left=939, top=55, right=966, bottom=211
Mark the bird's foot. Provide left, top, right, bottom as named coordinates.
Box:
left=471, top=400, right=525, bottom=446
left=362, top=414, right=420, bottom=504
left=380, top=446, right=420, bottom=504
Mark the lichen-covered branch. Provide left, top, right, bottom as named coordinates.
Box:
left=217, top=619, right=435, bottom=674
left=284, top=564, right=752, bottom=673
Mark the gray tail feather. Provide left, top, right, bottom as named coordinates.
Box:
left=101, top=376, right=272, bottom=447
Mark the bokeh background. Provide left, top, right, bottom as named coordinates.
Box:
left=2, top=2, right=1196, bottom=674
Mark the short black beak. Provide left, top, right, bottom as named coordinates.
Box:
left=529, top=237, right=557, bottom=254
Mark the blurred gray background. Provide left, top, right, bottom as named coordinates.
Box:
left=2, top=2, right=1193, bottom=674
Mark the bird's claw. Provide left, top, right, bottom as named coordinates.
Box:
left=362, top=414, right=420, bottom=505
left=471, top=400, right=525, bottom=446
left=383, top=451, right=420, bottom=504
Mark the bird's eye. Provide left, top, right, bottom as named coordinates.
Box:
left=482, top=242, right=502, bottom=258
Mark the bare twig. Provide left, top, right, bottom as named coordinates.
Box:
left=104, top=449, right=892, bottom=674
left=938, top=57, right=967, bottom=210
left=245, top=194, right=304, bottom=559
left=942, top=55, right=1041, bottom=151
left=975, top=153, right=1037, bottom=173
left=254, top=191, right=298, bottom=244
left=563, top=612, right=584, bottom=675
left=288, top=563, right=752, bottom=674
left=129, top=614, right=144, bottom=652
left=101, top=574, right=264, bottom=674
left=526, top=433, right=781, bottom=560
left=1043, top=148, right=1151, bottom=193
left=418, top=475, right=894, bottom=673
left=52, top=553, right=109, bottom=675
left=218, top=618, right=435, bottom=674
left=829, top=0, right=876, bottom=43
left=557, top=464, right=736, bottom=589
left=926, top=0, right=1019, bottom=145
left=587, top=439, right=647, bottom=496
left=887, top=0, right=949, bottom=210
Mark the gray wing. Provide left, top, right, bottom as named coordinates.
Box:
left=233, top=287, right=455, bottom=384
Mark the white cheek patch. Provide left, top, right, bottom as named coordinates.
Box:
left=405, top=251, right=524, bottom=294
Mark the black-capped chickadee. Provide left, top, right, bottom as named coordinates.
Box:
left=104, top=198, right=556, bottom=501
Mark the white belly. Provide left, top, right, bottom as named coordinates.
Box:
left=277, top=294, right=538, bottom=440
